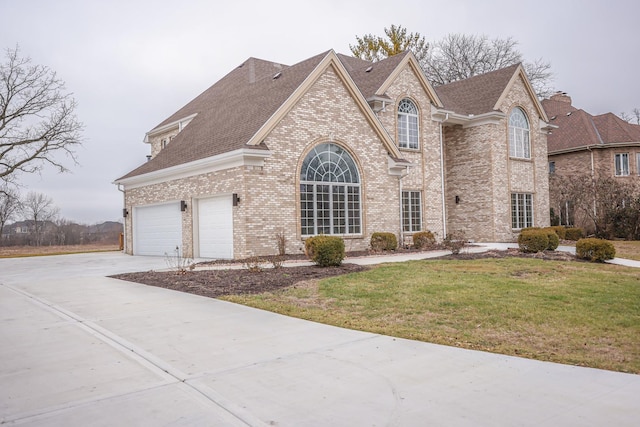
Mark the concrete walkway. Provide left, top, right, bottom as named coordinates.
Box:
left=1, top=251, right=639, bottom=426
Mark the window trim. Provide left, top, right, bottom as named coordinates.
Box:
left=511, top=193, right=534, bottom=229
left=509, top=107, right=531, bottom=160
left=402, top=190, right=422, bottom=233
left=397, top=98, right=420, bottom=150
left=615, top=153, right=630, bottom=176
left=637, top=152, right=640, bottom=176
left=300, top=143, right=362, bottom=237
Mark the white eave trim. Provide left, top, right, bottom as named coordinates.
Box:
left=114, top=148, right=272, bottom=189
left=540, top=120, right=558, bottom=132
left=549, top=141, right=640, bottom=156
left=388, top=156, right=415, bottom=176
left=432, top=109, right=505, bottom=127
left=143, top=113, right=198, bottom=143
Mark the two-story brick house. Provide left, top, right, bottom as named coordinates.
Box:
left=542, top=92, right=640, bottom=228
left=115, top=50, right=551, bottom=258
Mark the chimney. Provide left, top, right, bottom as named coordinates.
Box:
left=551, top=91, right=572, bottom=105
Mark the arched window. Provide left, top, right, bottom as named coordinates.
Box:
left=509, top=107, right=530, bottom=159
left=397, top=98, right=419, bottom=149
left=300, top=143, right=361, bottom=236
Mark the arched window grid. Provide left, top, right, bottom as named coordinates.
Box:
left=397, top=98, right=420, bottom=150
left=300, top=143, right=362, bottom=236
left=509, top=107, right=531, bottom=159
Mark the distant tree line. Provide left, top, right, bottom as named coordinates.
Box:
left=0, top=187, right=121, bottom=247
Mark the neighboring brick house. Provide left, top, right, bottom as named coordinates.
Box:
left=115, top=50, right=551, bottom=258
left=542, top=93, right=640, bottom=227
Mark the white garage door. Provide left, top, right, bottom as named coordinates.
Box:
left=134, top=202, right=182, bottom=256
left=198, top=196, right=233, bottom=259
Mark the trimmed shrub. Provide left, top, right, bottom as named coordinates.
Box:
left=542, top=227, right=560, bottom=250
left=304, top=235, right=345, bottom=267
left=549, top=226, right=567, bottom=240
left=575, top=238, right=616, bottom=262
left=412, top=231, right=436, bottom=250
left=565, top=227, right=584, bottom=241
left=370, top=232, right=397, bottom=252
left=518, top=229, right=549, bottom=253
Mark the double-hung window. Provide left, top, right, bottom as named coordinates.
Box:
left=397, top=99, right=419, bottom=149
left=511, top=193, right=533, bottom=229
left=615, top=153, right=629, bottom=176
left=509, top=107, right=531, bottom=159
left=300, top=143, right=361, bottom=236
left=402, top=191, right=422, bottom=232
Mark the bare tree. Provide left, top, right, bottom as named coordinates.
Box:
left=350, top=25, right=429, bottom=63
left=0, top=46, right=83, bottom=185
left=0, top=183, right=20, bottom=244
left=620, top=108, right=640, bottom=125
left=422, top=34, right=554, bottom=98
left=20, top=191, right=59, bottom=246
left=550, top=172, right=640, bottom=239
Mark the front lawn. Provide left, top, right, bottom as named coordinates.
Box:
left=610, top=240, right=640, bottom=261
left=223, top=257, right=640, bottom=374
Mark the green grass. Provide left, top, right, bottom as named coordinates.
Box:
left=223, top=258, right=640, bottom=374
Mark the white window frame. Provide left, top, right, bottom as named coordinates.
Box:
left=511, top=193, right=534, bottom=229
left=300, top=143, right=362, bottom=236
left=615, top=153, right=629, bottom=176
left=397, top=98, right=419, bottom=150
left=509, top=107, right=531, bottom=159
left=402, top=191, right=422, bottom=232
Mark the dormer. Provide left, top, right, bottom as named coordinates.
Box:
left=145, top=113, right=197, bottom=158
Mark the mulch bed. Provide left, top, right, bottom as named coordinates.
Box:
left=111, top=263, right=369, bottom=298
left=111, top=248, right=580, bottom=299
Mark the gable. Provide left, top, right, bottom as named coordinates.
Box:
left=117, top=52, right=331, bottom=181
left=376, top=53, right=443, bottom=107
left=244, top=51, right=403, bottom=160
left=494, top=66, right=548, bottom=121
left=116, top=50, right=407, bottom=185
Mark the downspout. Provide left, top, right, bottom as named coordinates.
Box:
left=439, top=114, right=448, bottom=239
left=398, top=173, right=405, bottom=247
left=117, top=183, right=126, bottom=253
left=588, top=146, right=596, bottom=219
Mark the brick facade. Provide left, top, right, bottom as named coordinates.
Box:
left=443, top=76, right=550, bottom=242
left=119, top=53, right=551, bottom=258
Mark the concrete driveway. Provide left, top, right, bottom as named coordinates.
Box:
left=1, top=252, right=639, bottom=426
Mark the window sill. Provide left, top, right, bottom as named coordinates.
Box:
left=301, top=234, right=364, bottom=240
left=509, top=156, right=533, bottom=162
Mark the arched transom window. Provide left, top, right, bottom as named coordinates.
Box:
left=509, top=107, right=530, bottom=159
left=397, top=98, right=419, bottom=149
left=300, top=143, right=361, bottom=236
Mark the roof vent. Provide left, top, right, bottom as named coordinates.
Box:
left=365, top=66, right=373, bottom=72
left=551, top=115, right=557, bottom=120
left=273, top=71, right=282, bottom=79
left=566, top=112, right=572, bottom=116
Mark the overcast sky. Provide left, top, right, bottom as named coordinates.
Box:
left=2, top=0, right=639, bottom=224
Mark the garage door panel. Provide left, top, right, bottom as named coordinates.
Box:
left=198, top=196, right=233, bottom=259
left=134, top=203, right=182, bottom=256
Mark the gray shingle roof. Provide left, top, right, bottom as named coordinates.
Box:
left=434, top=63, right=520, bottom=115
left=337, top=51, right=410, bottom=100
left=118, top=51, right=523, bottom=181
left=119, top=51, right=330, bottom=180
